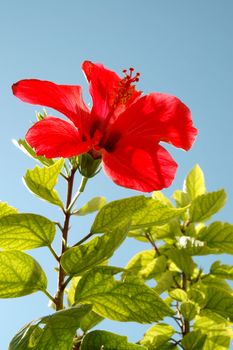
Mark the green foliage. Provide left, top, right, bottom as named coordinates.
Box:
left=184, top=164, right=206, bottom=200
left=0, top=213, right=56, bottom=250
left=198, top=222, right=233, bottom=254
left=61, top=224, right=129, bottom=275
left=0, top=251, right=47, bottom=297
left=210, top=261, right=233, bottom=279
left=140, top=323, right=175, bottom=349
left=9, top=305, right=92, bottom=350
left=189, top=189, right=226, bottom=222
left=13, top=139, right=55, bottom=166
left=0, top=202, right=17, bottom=217
left=181, top=331, right=206, bottom=350
left=81, top=330, right=147, bottom=350
left=79, top=310, right=103, bottom=332
left=75, top=266, right=174, bottom=323
left=74, top=196, right=107, bottom=216
left=23, top=159, right=64, bottom=207
left=92, top=195, right=186, bottom=233
left=203, top=286, right=233, bottom=321
left=125, top=250, right=167, bottom=279
left=5, top=163, right=233, bottom=349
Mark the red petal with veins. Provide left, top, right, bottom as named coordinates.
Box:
left=102, top=140, right=177, bottom=192
left=107, top=93, right=197, bottom=151
left=12, top=79, right=90, bottom=130
left=26, top=117, right=91, bottom=158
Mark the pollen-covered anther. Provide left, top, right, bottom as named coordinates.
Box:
left=110, top=68, right=140, bottom=107
left=122, top=67, right=140, bottom=84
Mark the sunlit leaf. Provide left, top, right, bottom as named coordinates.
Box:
left=125, top=250, right=167, bottom=280
left=13, top=139, right=55, bottom=166
left=181, top=331, right=206, bottom=350
left=198, top=222, right=233, bottom=254
left=169, top=289, right=187, bottom=302
left=189, top=190, right=226, bottom=223
left=9, top=305, right=91, bottom=350
left=210, top=261, right=233, bottom=280
left=75, top=266, right=174, bottom=323
left=180, top=301, right=199, bottom=321
left=81, top=330, right=147, bottom=350
left=61, top=224, right=128, bottom=275
left=0, top=202, right=17, bottom=218
left=74, top=196, right=107, bottom=216
left=0, top=213, right=55, bottom=250
left=140, top=323, right=175, bottom=349
left=0, top=251, right=47, bottom=297
left=92, top=196, right=186, bottom=233
left=184, top=164, right=206, bottom=200
left=23, top=159, right=64, bottom=207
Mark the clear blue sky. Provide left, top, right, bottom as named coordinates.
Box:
left=0, top=0, right=233, bottom=348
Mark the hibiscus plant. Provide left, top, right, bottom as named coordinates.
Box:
left=0, top=61, right=232, bottom=349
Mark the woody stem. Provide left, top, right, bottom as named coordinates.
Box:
left=55, top=167, right=76, bottom=311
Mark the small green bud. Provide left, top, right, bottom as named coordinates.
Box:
left=78, top=153, right=101, bottom=178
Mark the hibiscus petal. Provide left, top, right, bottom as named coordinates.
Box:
left=102, top=141, right=177, bottom=192
left=12, top=79, right=90, bottom=129
left=82, top=61, right=141, bottom=124
left=107, top=93, right=197, bottom=151
left=26, top=117, right=91, bottom=158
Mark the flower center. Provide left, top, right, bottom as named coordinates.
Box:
left=110, top=67, right=140, bottom=108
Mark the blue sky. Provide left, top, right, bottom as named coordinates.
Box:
left=0, top=0, right=233, bottom=347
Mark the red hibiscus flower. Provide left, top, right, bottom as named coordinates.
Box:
left=12, top=61, right=197, bottom=192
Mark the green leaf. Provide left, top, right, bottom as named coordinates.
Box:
left=203, top=286, right=233, bottom=321
left=198, top=222, right=233, bottom=254
left=189, top=190, right=226, bottom=223
left=194, top=310, right=233, bottom=334
left=75, top=266, right=174, bottom=323
left=61, top=224, right=128, bottom=275
left=0, top=251, right=47, bottom=297
left=23, top=159, right=64, bottom=207
left=9, top=305, right=92, bottom=350
left=81, top=330, right=147, bottom=350
left=91, top=196, right=187, bottom=233
left=140, top=323, right=175, bottom=349
left=194, top=311, right=233, bottom=350
left=169, top=288, right=188, bottom=302
left=181, top=331, right=206, bottom=350
left=128, top=219, right=181, bottom=242
left=154, top=271, right=174, bottom=294
left=9, top=322, right=43, bottom=350
left=180, top=301, right=199, bottom=321
left=201, top=275, right=232, bottom=292
left=152, top=191, right=173, bottom=207
left=187, top=287, right=206, bottom=308
left=173, top=190, right=191, bottom=207
left=166, top=248, right=196, bottom=277
left=13, top=139, right=55, bottom=166
left=201, top=335, right=231, bottom=350
left=184, top=164, right=206, bottom=200
left=210, top=261, right=233, bottom=279
left=75, top=196, right=107, bottom=216
left=79, top=310, right=103, bottom=332
left=125, top=250, right=167, bottom=279
left=0, top=213, right=56, bottom=250
left=0, top=202, right=17, bottom=218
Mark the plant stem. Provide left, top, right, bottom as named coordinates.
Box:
left=72, top=232, right=93, bottom=247
left=43, top=289, right=56, bottom=304
left=68, top=176, right=88, bottom=212
left=55, top=168, right=76, bottom=311
left=144, top=231, right=160, bottom=255
left=48, top=244, right=60, bottom=262
left=181, top=272, right=190, bottom=335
